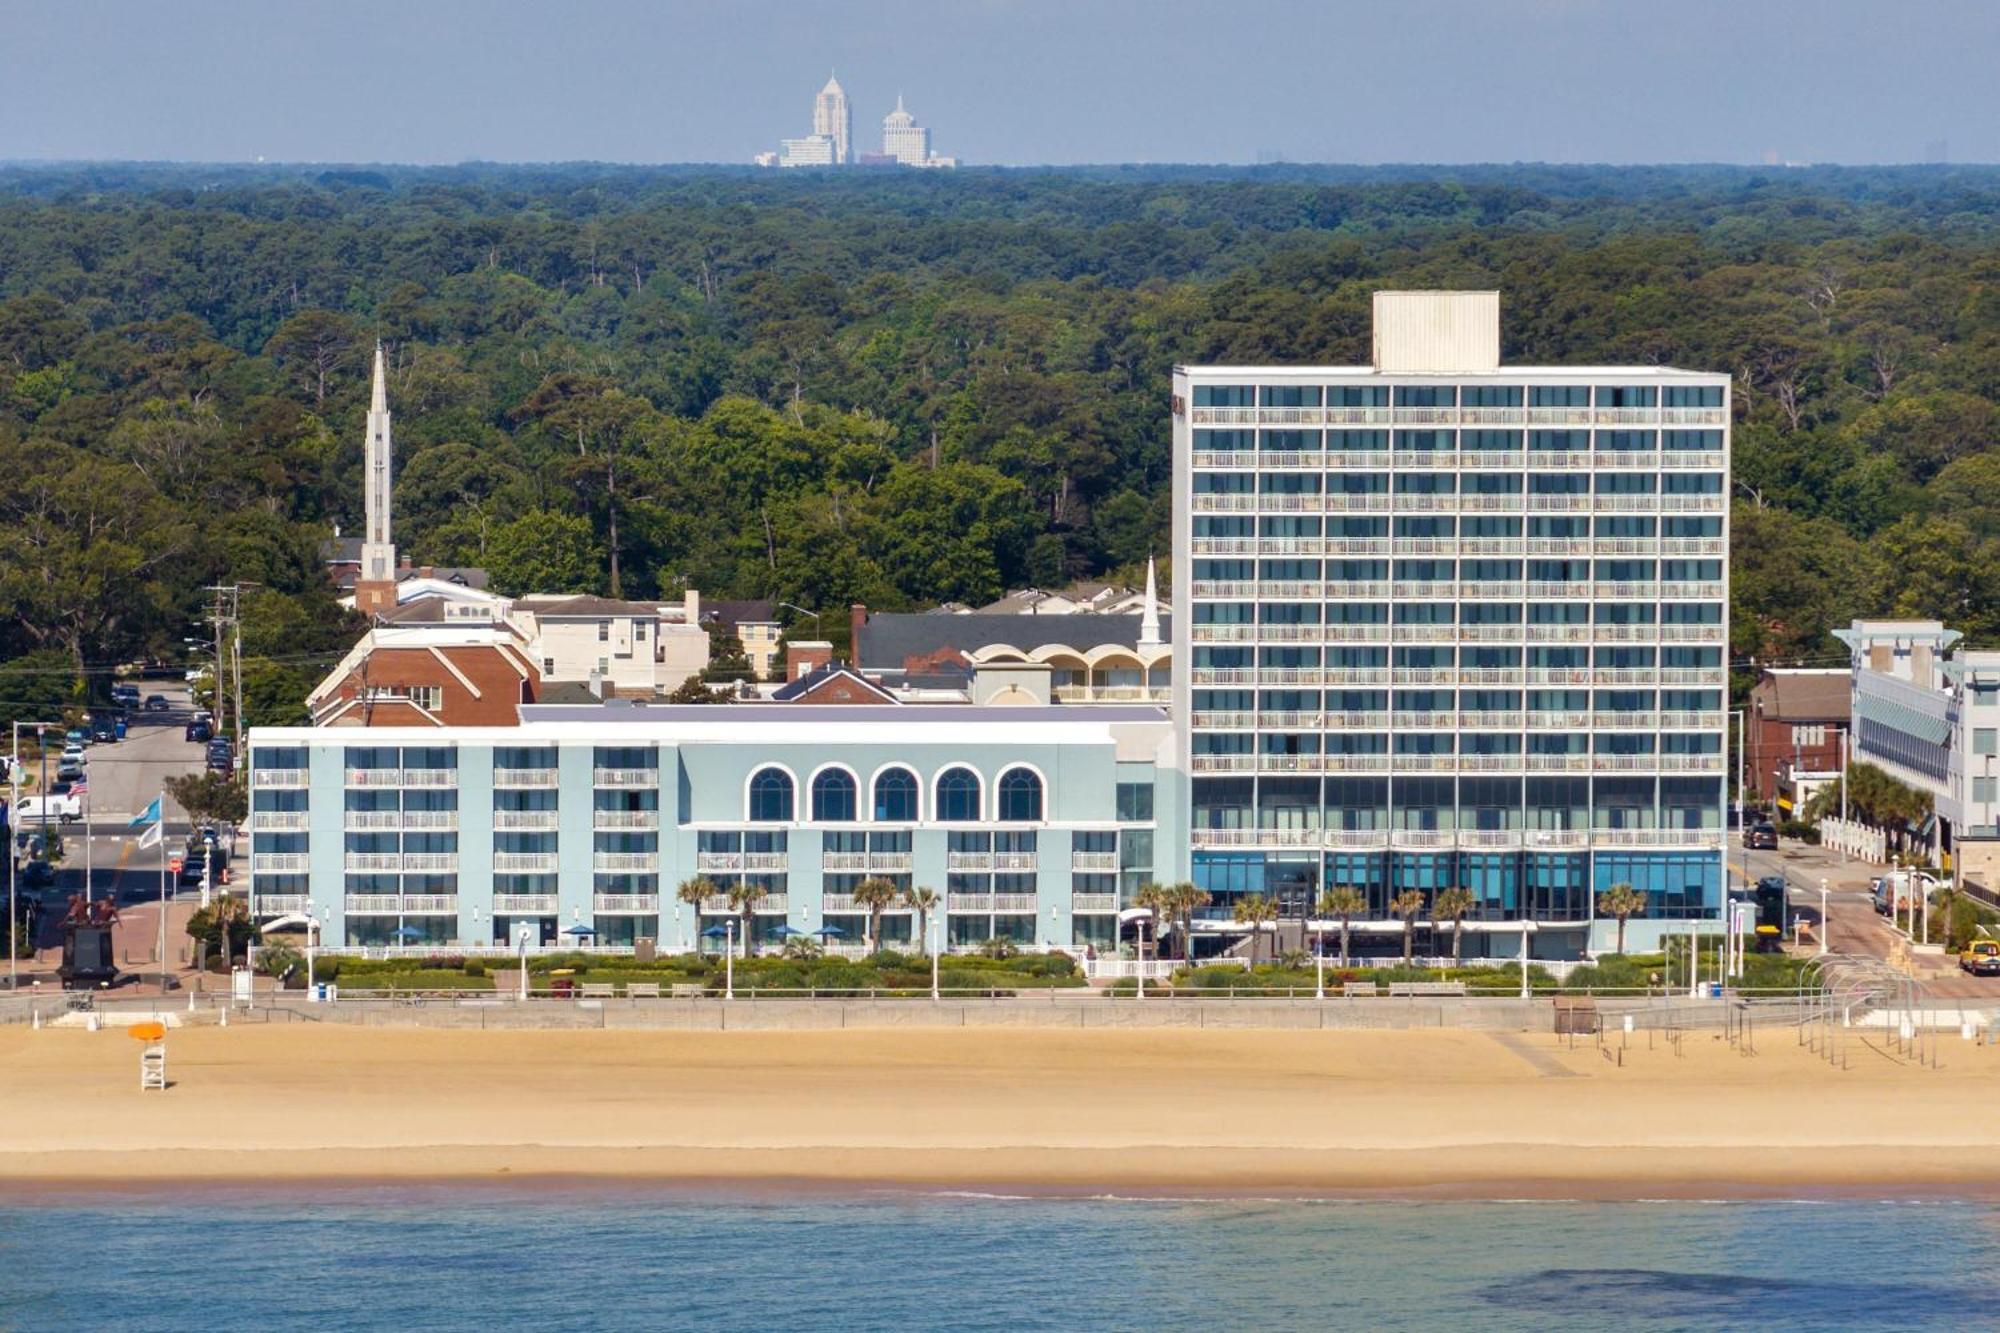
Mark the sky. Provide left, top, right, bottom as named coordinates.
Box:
left=2, top=0, right=1995, bottom=166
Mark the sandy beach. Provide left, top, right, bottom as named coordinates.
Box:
left=0, top=1024, right=1994, bottom=1198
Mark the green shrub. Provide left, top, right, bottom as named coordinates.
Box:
left=463, top=959, right=486, bottom=978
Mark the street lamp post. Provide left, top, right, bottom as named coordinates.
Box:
left=1314, top=922, right=1325, bottom=1001
left=517, top=922, right=531, bottom=1001
left=776, top=603, right=824, bottom=643
left=306, top=909, right=321, bottom=991
left=724, top=918, right=736, bottom=1000
left=1819, top=878, right=1829, bottom=957
left=930, top=916, right=941, bottom=1001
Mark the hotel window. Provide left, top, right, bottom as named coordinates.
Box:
left=1462, top=386, right=1522, bottom=407
left=1596, top=386, right=1658, bottom=408
left=1193, top=384, right=1255, bottom=407
left=1664, top=386, right=1724, bottom=407
left=1393, top=386, right=1455, bottom=407
left=1529, top=386, right=1590, bottom=407
left=873, top=767, right=920, bottom=822
left=935, top=767, right=982, bottom=822
left=1328, top=386, right=1389, bottom=407
left=1259, top=385, right=1321, bottom=407
left=811, top=769, right=858, bottom=822
left=747, top=767, right=794, bottom=822
left=1116, top=782, right=1154, bottom=822
left=1976, top=729, right=1998, bottom=757
left=597, top=621, right=610, bottom=641
left=996, top=768, right=1044, bottom=823
left=1975, top=778, right=1998, bottom=803
left=1791, top=725, right=1826, bottom=748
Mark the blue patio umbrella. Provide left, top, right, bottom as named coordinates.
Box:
left=563, top=924, right=596, bottom=938
left=811, top=925, right=847, bottom=938
left=768, top=924, right=804, bottom=939
left=701, top=924, right=732, bottom=939
left=393, top=925, right=425, bottom=940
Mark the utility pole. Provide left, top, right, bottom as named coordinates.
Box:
left=203, top=581, right=254, bottom=761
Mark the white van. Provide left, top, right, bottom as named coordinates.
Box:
left=14, top=793, right=82, bottom=824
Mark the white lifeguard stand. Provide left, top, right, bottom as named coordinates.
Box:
left=129, top=1021, right=168, bottom=1091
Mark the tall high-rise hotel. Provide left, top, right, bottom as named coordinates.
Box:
left=1171, top=292, right=1730, bottom=956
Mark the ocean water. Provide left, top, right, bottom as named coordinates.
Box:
left=0, top=1188, right=1988, bottom=1331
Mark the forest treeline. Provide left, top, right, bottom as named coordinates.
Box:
left=0, top=163, right=1997, bottom=722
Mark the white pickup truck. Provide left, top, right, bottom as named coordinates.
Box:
left=14, top=793, right=82, bottom=825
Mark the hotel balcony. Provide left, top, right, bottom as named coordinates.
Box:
left=252, top=893, right=308, bottom=916
left=1051, top=685, right=1170, bottom=703
left=1190, top=755, right=1257, bottom=773
left=1071, top=893, right=1119, bottom=913
left=256, top=852, right=310, bottom=873
left=593, top=768, right=657, bottom=789
left=594, top=810, right=659, bottom=831
left=345, top=893, right=457, bottom=914
left=696, top=851, right=744, bottom=873
left=253, top=810, right=310, bottom=832
left=494, top=768, right=560, bottom=789
left=1070, top=851, right=1118, bottom=872
left=494, top=809, right=561, bottom=832
left=401, top=853, right=459, bottom=873
left=947, top=894, right=1038, bottom=914
left=493, top=893, right=559, bottom=914
left=702, top=893, right=789, bottom=914
left=593, top=852, right=658, bottom=873
left=254, top=769, right=310, bottom=789
left=945, top=851, right=993, bottom=871
left=1523, top=829, right=1591, bottom=850
left=1525, top=754, right=1592, bottom=771
left=344, top=853, right=404, bottom=873
left=493, top=852, right=559, bottom=874
left=593, top=894, right=660, bottom=914
left=344, top=768, right=403, bottom=788
left=401, top=810, right=458, bottom=831
left=821, top=852, right=871, bottom=871
left=1592, top=828, right=1716, bottom=848
left=993, top=853, right=1037, bottom=871
left=399, top=769, right=457, bottom=789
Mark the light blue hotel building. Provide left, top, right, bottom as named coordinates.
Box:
left=247, top=704, right=1180, bottom=953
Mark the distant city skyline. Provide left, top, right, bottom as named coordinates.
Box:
left=2, top=0, right=1996, bottom=166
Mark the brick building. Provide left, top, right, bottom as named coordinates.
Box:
left=1746, top=668, right=1850, bottom=810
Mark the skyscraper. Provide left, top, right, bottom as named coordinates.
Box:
left=1172, top=291, right=1731, bottom=961
left=813, top=72, right=851, bottom=165
left=881, top=95, right=928, bottom=165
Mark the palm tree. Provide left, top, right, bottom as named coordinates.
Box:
left=676, top=875, right=718, bottom=951
left=781, top=933, right=823, bottom=961
left=1132, top=881, right=1171, bottom=964
left=1389, top=889, right=1426, bottom=965
left=1236, top=892, right=1278, bottom=964
left=726, top=879, right=763, bottom=955
left=1169, top=882, right=1211, bottom=962
left=905, top=885, right=940, bottom=956
left=211, top=893, right=252, bottom=969
left=1432, top=887, right=1476, bottom=967
left=1318, top=886, right=1366, bottom=967
left=1596, top=882, right=1647, bottom=956
left=851, top=876, right=901, bottom=955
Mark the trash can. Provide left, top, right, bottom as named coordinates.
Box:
left=1706, top=981, right=1723, bottom=999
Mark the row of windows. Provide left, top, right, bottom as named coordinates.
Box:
left=1192, top=384, right=1723, bottom=408
left=1194, top=600, right=1724, bottom=626
left=1193, top=515, right=1723, bottom=537
left=1193, top=470, right=1725, bottom=494
left=1190, top=429, right=1723, bottom=449
left=1193, top=559, right=1723, bottom=580
left=746, top=765, right=1045, bottom=824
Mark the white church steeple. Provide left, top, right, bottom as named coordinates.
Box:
left=1139, top=554, right=1162, bottom=647
left=356, top=342, right=398, bottom=612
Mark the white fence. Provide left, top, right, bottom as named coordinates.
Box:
left=1819, top=818, right=1887, bottom=863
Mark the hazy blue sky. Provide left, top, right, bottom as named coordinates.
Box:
left=4, top=0, right=1995, bottom=166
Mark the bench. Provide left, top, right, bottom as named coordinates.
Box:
left=578, top=983, right=616, bottom=999
left=625, top=982, right=661, bottom=999
left=670, top=983, right=706, bottom=999
left=1387, top=981, right=1468, bottom=998
left=1342, top=981, right=1381, bottom=997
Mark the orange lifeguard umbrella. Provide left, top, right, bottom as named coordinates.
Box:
left=127, top=1022, right=166, bottom=1042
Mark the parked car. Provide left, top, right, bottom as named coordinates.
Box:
left=177, top=847, right=210, bottom=888
left=64, top=728, right=88, bottom=749
left=15, top=794, right=81, bottom=824
left=110, top=684, right=140, bottom=706
left=88, top=716, right=118, bottom=744
left=185, top=720, right=212, bottom=743
left=1742, top=822, right=1778, bottom=850
left=1961, top=938, right=2000, bottom=977
left=55, top=759, right=84, bottom=783
left=143, top=694, right=169, bottom=712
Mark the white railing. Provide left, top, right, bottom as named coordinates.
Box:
left=1592, top=829, right=1716, bottom=848
left=1391, top=830, right=1456, bottom=848
left=1325, top=829, right=1390, bottom=848
left=254, top=769, right=310, bottom=789
left=1070, top=851, right=1119, bottom=871
left=344, top=853, right=403, bottom=872
left=593, top=768, right=657, bottom=788
left=1071, top=893, right=1119, bottom=913
left=493, top=893, right=558, bottom=913
left=1523, top=829, right=1590, bottom=849
left=400, top=894, right=459, bottom=913
left=494, top=809, right=560, bottom=831
left=401, top=853, right=459, bottom=873
left=593, top=852, right=658, bottom=873
left=821, top=851, right=870, bottom=871
left=254, top=810, right=310, bottom=832
left=1661, top=407, right=1727, bottom=426
left=1190, top=755, right=1256, bottom=773
left=945, top=852, right=993, bottom=870
left=594, top=810, right=659, bottom=830
left=1525, top=755, right=1592, bottom=771
left=948, top=895, right=996, bottom=913
left=696, top=852, right=743, bottom=872
left=593, top=894, right=660, bottom=913
left=345, top=893, right=407, bottom=913
left=252, top=893, right=308, bottom=915
left=1458, top=830, right=1523, bottom=849
left=399, top=769, right=457, bottom=789
left=256, top=852, right=310, bottom=873
left=401, top=809, right=458, bottom=830
left=870, top=853, right=913, bottom=872
left=493, top=852, right=558, bottom=874
left=494, top=768, right=560, bottom=789
left=993, top=853, right=1037, bottom=871
left=746, top=852, right=789, bottom=871
left=1819, top=817, right=1888, bottom=862
left=344, top=768, right=402, bottom=788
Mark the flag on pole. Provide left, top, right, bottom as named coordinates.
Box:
left=138, top=820, right=164, bottom=850
left=130, top=795, right=162, bottom=831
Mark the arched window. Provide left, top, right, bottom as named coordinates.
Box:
left=873, top=767, right=919, bottom=822
left=934, top=766, right=982, bottom=823
left=747, top=767, right=794, bottom=822
left=811, top=768, right=858, bottom=822
left=997, top=768, right=1044, bottom=822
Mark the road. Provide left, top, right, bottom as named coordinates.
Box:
left=5, top=682, right=222, bottom=990
left=1731, top=836, right=2000, bottom=1003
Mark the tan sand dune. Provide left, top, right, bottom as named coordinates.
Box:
left=0, top=1025, right=1994, bottom=1197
